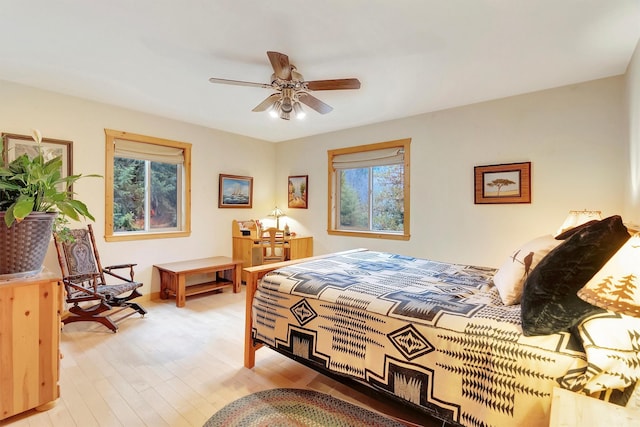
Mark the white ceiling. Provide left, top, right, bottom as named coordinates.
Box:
left=1, top=1, right=639, bottom=142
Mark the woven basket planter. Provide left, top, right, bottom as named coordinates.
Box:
left=0, top=212, right=56, bottom=280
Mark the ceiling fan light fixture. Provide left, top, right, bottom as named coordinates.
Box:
left=293, top=101, right=306, bottom=119
left=209, top=51, right=360, bottom=120
left=269, top=100, right=282, bottom=118
left=281, top=98, right=293, bottom=113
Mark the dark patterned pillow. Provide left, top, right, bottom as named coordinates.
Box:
left=521, top=215, right=630, bottom=336
left=554, top=219, right=599, bottom=240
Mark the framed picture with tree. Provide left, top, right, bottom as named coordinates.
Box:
left=288, top=175, right=308, bottom=209
left=474, top=162, right=531, bottom=204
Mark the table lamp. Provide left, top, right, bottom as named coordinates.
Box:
left=578, top=233, right=640, bottom=317
left=555, top=209, right=602, bottom=237
left=268, top=206, right=286, bottom=229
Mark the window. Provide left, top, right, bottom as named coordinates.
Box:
left=328, top=138, right=410, bottom=240
left=105, top=129, right=191, bottom=241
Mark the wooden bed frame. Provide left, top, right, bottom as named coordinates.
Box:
left=243, top=249, right=367, bottom=368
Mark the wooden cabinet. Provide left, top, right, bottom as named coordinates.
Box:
left=0, top=272, right=62, bottom=420
left=288, top=236, right=314, bottom=260
left=232, top=220, right=313, bottom=282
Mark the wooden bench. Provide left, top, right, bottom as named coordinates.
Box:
left=154, top=256, right=242, bottom=307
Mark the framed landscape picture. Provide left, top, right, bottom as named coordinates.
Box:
left=288, top=175, right=308, bottom=209
left=474, top=162, right=531, bottom=204
left=218, top=174, right=253, bottom=208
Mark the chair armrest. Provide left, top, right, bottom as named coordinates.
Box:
left=104, top=263, right=137, bottom=270
left=103, top=263, right=137, bottom=282
left=63, top=273, right=101, bottom=297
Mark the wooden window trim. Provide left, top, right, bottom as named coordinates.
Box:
left=327, top=138, right=411, bottom=241
left=104, top=129, right=192, bottom=241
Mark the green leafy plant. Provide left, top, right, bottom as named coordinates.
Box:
left=0, top=130, right=100, bottom=237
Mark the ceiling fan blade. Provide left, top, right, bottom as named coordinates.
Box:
left=298, top=93, right=333, bottom=114
left=252, top=93, right=280, bottom=112
left=209, top=77, right=271, bottom=89
left=306, top=78, right=361, bottom=91
left=267, top=51, right=292, bottom=80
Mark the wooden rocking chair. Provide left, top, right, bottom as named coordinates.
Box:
left=53, top=224, right=147, bottom=332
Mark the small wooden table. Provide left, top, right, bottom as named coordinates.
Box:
left=155, top=256, right=242, bottom=307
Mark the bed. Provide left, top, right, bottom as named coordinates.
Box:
left=243, top=217, right=640, bottom=427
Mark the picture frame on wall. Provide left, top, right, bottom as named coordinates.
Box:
left=218, top=174, right=253, bottom=208
left=1, top=132, right=73, bottom=178
left=288, top=175, right=308, bottom=209
left=474, top=162, right=531, bottom=204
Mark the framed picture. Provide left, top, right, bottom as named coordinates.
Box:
left=2, top=132, right=73, bottom=180
left=218, top=174, right=253, bottom=208
left=288, top=175, right=308, bottom=209
left=474, top=162, right=531, bottom=204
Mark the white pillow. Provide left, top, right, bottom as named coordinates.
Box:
left=493, top=235, right=562, bottom=305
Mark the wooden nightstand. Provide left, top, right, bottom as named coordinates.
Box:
left=549, top=387, right=640, bottom=426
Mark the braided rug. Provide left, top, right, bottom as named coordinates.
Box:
left=203, top=388, right=408, bottom=427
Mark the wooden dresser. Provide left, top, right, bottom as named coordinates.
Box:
left=0, top=272, right=62, bottom=420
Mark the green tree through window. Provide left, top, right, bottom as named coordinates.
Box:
left=105, top=129, right=191, bottom=241
left=112, top=159, right=178, bottom=231
left=329, top=139, right=410, bottom=240
left=372, top=164, right=404, bottom=231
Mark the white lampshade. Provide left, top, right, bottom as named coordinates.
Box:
left=268, top=206, right=286, bottom=229
left=578, top=233, right=640, bottom=317
left=554, top=209, right=602, bottom=237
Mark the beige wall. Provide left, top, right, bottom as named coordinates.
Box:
left=0, top=80, right=277, bottom=295
left=276, top=77, right=627, bottom=267
left=625, top=39, right=640, bottom=226
left=0, top=71, right=631, bottom=294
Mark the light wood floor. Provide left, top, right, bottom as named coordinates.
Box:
left=1, top=288, right=442, bottom=427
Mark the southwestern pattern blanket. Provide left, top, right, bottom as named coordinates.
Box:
left=251, top=250, right=640, bottom=427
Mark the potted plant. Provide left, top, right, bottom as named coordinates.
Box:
left=0, top=130, right=99, bottom=278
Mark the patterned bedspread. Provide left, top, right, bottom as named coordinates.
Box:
left=251, top=250, right=640, bottom=427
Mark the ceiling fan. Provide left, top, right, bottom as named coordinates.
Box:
left=208, top=51, right=361, bottom=120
